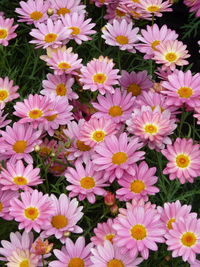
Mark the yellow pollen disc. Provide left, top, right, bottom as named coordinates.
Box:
left=165, top=52, right=177, bottom=62
left=0, top=29, right=8, bottom=39
left=30, top=11, right=43, bottom=20
left=58, top=62, right=71, bottom=69
left=109, top=105, right=123, bottom=117
left=0, top=202, right=3, bottom=212
left=181, top=232, right=197, bottom=247
left=13, top=176, right=28, bottom=185
left=13, top=140, right=27, bottom=153
left=131, top=224, right=147, bottom=240
left=132, top=0, right=140, bottom=2
left=177, top=87, right=193, bottom=98
left=107, top=259, right=124, bottom=267
left=57, top=7, right=70, bottom=15
left=115, top=9, right=126, bottom=17
left=151, top=40, right=160, bottom=51
left=166, top=218, right=176, bottom=230
left=112, top=152, right=128, bottom=165
left=45, top=113, right=57, bottom=121
left=0, top=89, right=9, bottom=101
left=51, top=215, right=68, bottom=229
left=147, top=5, right=160, bottom=12
left=76, top=140, right=91, bottom=151
left=44, top=33, right=57, bottom=43
left=56, top=83, right=67, bottom=96
left=130, top=180, right=145, bottom=193
left=115, top=35, right=128, bottom=45
left=131, top=11, right=141, bottom=17
left=69, top=26, right=80, bottom=35
left=144, top=124, right=158, bottom=134
left=127, top=83, right=142, bottom=96
left=93, top=73, right=107, bottom=84
left=68, top=258, right=85, bottom=267
left=24, top=207, right=39, bottom=220
left=39, top=146, right=52, bottom=156
left=176, top=154, right=190, bottom=168
left=92, top=130, right=105, bottom=143
left=105, top=233, right=115, bottom=243
left=29, top=109, right=43, bottom=119
left=19, top=259, right=29, bottom=267
left=80, top=176, right=95, bottom=189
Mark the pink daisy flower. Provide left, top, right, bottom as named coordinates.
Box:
left=0, top=109, right=11, bottom=129
left=0, top=76, right=19, bottom=109
left=79, top=56, right=120, bottom=95
left=92, top=88, right=135, bottom=124
left=61, top=12, right=96, bottom=45
left=79, top=117, right=117, bottom=148
left=15, top=0, right=49, bottom=26
left=161, top=138, right=200, bottom=184
left=0, top=122, right=42, bottom=164
left=41, top=194, right=83, bottom=243
left=153, top=40, right=190, bottom=70
left=91, top=218, right=117, bottom=245
left=138, top=0, right=172, bottom=17
left=0, top=16, right=18, bottom=46
left=41, top=73, right=78, bottom=100
left=92, top=133, right=145, bottom=180
left=49, top=236, right=93, bottom=267
left=90, top=241, right=143, bottom=267
left=29, top=18, right=71, bottom=49
left=104, top=3, right=132, bottom=23
left=0, top=160, right=42, bottom=191
left=126, top=106, right=177, bottom=150
left=116, top=161, right=159, bottom=201
left=65, top=160, right=109, bottom=203
left=102, top=19, right=140, bottom=52
left=46, top=49, right=82, bottom=75
left=161, top=70, right=200, bottom=109
left=119, top=70, right=153, bottom=97
left=165, top=216, right=200, bottom=263
left=9, top=189, right=54, bottom=233
left=0, top=188, right=19, bottom=220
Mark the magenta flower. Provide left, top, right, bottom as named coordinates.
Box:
left=0, top=16, right=18, bottom=46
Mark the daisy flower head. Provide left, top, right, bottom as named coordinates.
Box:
left=79, top=56, right=120, bottom=95
left=29, top=18, right=71, bottom=49
left=161, top=70, right=200, bottom=109
left=65, top=159, right=109, bottom=203
left=49, top=236, right=93, bottom=267
left=41, top=194, right=83, bottom=243
left=0, top=160, right=42, bottom=191
left=116, top=161, right=159, bottom=201
left=90, top=241, right=143, bottom=267
left=0, top=76, right=19, bottom=109
left=165, top=216, right=200, bottom=263
left=0, top=109, right=11, bottom=129
left=15, top=0, right=49, bottom=26
left=161, top=138, right=200, bottom=184
left=0, top=188, right=19, bottom=220
left=0, top=16, right=18, bottom=46
left=9, top=189, right=54, bottom=233
left=0, top=122, right=42, bottom=164
left=138, top=0, right=172, bottom=17
left=153, top=40, right=190, bottom=70
left=5, top=249, right=40, bottom=267
left=92, top=133, right=145, bottom=180
left=92, top=88, right=135, bottom=124
left=120, top=70, right=153, bottom=97
left=104, top=3, right=132, bottom=23
left=102, top=19, right=140, bottom=52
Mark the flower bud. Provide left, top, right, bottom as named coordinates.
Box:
left=104, top=192, right=116, bottom=206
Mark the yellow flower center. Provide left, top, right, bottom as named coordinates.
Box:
left=165, top=52, right=177, bottom=62
left=131, top=224, right=147, bottom=240
left=92, top=130, right=106, bottom=143
left=166, top=218, right=176, bottom=230
left=107, top=259, right=124, bottom=267
left=177, top=87, right=193, bottom=98
left=176, top=154, right=190, bottom=168
left=58, top=62, right=71, bottom=69
left=13, top=176, right=28, bottom=185
left=132, top=0, right=140, bottom=2
left=39, top=146, right=52, bottom=157
left=93, top=73, right=107, bottom=84
left=29, top=109, right=43, bottom=119
left=115, top=9, right=126, bottom=17
left=68, top=258, right=85, bottom=267
left=115, top=35, right=128, bottom=45
left=130, top=180, right=145, bottom=193
left=13, top=140, right=27, bottom=153
left=76, top=140, right=91, bottom=151
left=56, top=83, right=67, bottom=96
left=147, top=5, right=160, bottom=12
left=30, top=11, right=43, bottom=20
left=57, top=7, right=70, bottom=15
left=45, top=113, right=57, bottom=121
left=0, top=202, right=3, bottom=212
left=127, top=83, right=142, bottom=96
left=181, top=232, right=197, bottom=247
left=0, top=89, right=9, bottom=101
left=151, top=40, right=160, bottom=51
left=112, top=152, right=128, bottom=165
left=44, top=33, right=57, bottom=43
left=24, top=207, right=39, bottom=220
left=20, top=259, right=29, bottom=267
left=108, top=106, right=123, bottom=117
left=105, top=233, right=115, bottom=243
left=144, top=124, right=158, bottom=134
left=131, top=11, right=141, bottom=17
left=51, top=215, right=68, bottom=229
left=69, top=26, right=80, bottom=35
left=0, top=29, right=8, bottom=39
left=80, top=176, right=95, bottom=189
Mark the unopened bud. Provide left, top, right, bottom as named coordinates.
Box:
left=34, top=145, right=40, bottom=152
left=104, top=192, right=116, bottom=206
left=63, top=231, right=71, bottom=237
left=47, top=8, right=54, bottom=16
left=110, top=204, right=118, bottom=215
